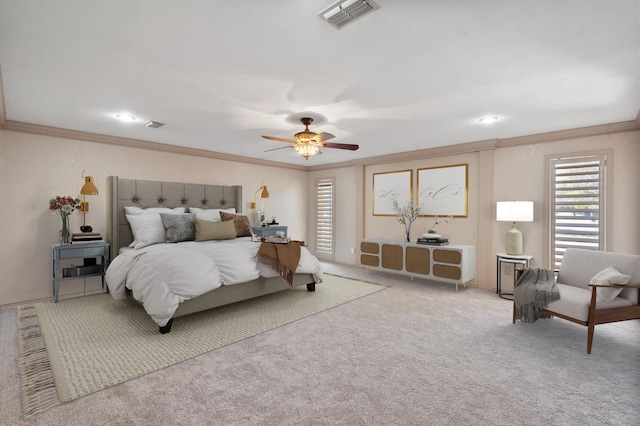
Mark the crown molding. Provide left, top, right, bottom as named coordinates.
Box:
left=307, top=116, right=640, bottom=171
left=2, top=112, right=638, bottom=173
left=496, top=117, right=640, bottom=148
left=0, top=120, right=308, bottom=171
left=306, top=139, right=499, bottom=171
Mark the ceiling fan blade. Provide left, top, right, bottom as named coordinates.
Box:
left=264, top=146, right=292, bottom=153
left=322, top=142, right=359, bottom=151
left=317, top=132, right=335, bottom=141
left=261, top=135, right=297, bottom=144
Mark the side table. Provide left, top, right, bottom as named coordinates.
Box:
left=251, top=226, right=288, bottom=239
left=52, top=241, right=110, bottom=302
left=496, top=253, right=533, bottom=300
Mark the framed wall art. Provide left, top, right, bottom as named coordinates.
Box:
left=417, top=164, right=468, bottom=217
left=372, top=170, right=412, bottom=216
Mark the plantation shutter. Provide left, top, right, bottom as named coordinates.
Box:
left=550, top=154, right=605, bottom=268
left=316, top=178, right=335, bottom=260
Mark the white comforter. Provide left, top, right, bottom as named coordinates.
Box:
left=105, top=237, right=323, bottom=327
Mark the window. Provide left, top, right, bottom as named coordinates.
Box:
left=315, top=177, right=335, bottom=261
left=549, top=153, right=606, bottom=268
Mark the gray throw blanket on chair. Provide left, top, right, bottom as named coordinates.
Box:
left=514, top=268, right=561, bottom=323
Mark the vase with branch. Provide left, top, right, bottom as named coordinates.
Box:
left=392, top=200, right=422, bottom=242
left=426, top=215, right=452, bottom=238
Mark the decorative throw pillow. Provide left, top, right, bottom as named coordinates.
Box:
left=188, top=207, right=236, bottom=223
left=590, top=266, right=631, bottom=302
left=125, top=214, right=167, bottom=249
left=219, top=211, right=252, bottom=237
left=124, top=206, right=186, bottom=215
left=160, top=213, right=195, bottom=243
left=194, top=218, right=237, bottom=241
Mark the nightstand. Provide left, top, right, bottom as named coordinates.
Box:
left=251, top=226, right=288, bottom=239
left=52, top=241, right=110, bottom=302
left=496, top=253, right=533, bottom=300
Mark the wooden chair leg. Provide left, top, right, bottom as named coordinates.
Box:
left=586, top=287, right=598, bottom=354
left=587, top=323, right=595, bottom=354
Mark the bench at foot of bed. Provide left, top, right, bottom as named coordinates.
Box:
left=157, top=282, right=317, bottom=334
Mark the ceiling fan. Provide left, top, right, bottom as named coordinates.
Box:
left=261, top=117, right=359, bottom=160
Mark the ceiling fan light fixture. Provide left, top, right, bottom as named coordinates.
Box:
left=261, top=116, right=358, bottom=160
left=294, top=142, right=321, bottom=160
left=295, top=130, right=318, bottom=143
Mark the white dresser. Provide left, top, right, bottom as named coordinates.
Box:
left=360, top=239, right=476, bottom=290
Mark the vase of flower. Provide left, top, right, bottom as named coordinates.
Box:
left=49, top=195, right=81, bottom=244
left=60, top=214, right=71, bottom=244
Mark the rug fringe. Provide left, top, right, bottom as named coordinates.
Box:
left=16, top=305, right=60, bottom=418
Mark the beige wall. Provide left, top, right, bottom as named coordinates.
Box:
left=2, top=127, right=639, bottom=305
left=0, top=129, right=309, bottom=305
left=312, top=130, right=640, bottom=291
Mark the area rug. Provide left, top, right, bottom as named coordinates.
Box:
left=17, top=274, right=385, bottom=418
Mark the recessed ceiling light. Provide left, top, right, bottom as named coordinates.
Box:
left=115, top=113, right=136, bottom=122
left=478, top=116, right=499, bottom=124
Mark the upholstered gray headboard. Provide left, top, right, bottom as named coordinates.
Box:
left=108, top=176, right=242, bottom=260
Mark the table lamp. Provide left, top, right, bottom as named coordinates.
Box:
left=496, top=201, right=534, bottom=255
left=250, top=185, right=269, bottom=225
left=79, top=171, right=99, bottom=232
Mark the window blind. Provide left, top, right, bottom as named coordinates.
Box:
left=550, top=155, right=605, bottom=268
left=316, top=178, right=335, bottom=260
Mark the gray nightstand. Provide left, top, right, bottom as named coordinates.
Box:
left=251, top=226, right=288, bottom=239
left=52, top=241, right=110, bottom=302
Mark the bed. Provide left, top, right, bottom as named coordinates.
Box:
left=105, top=176, right=322, bottom=333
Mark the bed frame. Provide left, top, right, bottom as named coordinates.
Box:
left=108, top=176, right=316, bottom=333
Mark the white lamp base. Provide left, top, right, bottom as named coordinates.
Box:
left=505, top=225, right=523, bottom=255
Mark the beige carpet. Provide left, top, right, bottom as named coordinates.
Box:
left=17, top=275, right=385, bottom=417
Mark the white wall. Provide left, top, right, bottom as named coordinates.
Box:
left=0, top=129, right=309, bottom=305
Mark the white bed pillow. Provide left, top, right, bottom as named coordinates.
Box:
left=126, top=214, right=167, bottom=249
left=124, top=206, right=186, bottom=215
left=188, top=207, right=236, bottom=222
left=590, top=266, right=631, bottom=302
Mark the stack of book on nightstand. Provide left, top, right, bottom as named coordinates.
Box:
left=71, top=232, right=103, bottom=244
left=416, top=236, right=449, bottom=246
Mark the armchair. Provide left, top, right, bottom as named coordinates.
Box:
left=513, top=248, right=640, bottom=354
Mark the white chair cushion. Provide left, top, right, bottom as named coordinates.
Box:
left=545, top=283, right=633, bottom=322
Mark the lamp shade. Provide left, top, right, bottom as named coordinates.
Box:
left=80, top=176, right=99, bottom=195
left=496, top=201, right=533, bottom=255
left=250, top=185, right=270, bottom=209
left=496, top=201, right=533, bottom=222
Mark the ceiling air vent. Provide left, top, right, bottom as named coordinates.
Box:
left=317, top=0, right=380, bottom=30
left=143, top=120, right=165, bottom=128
